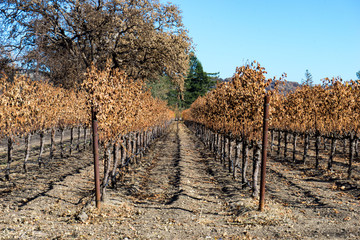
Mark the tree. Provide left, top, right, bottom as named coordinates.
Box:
left=183, top=54, right=217, bottom=108
left=0, top=0, right=191, bottom=88
left=302, top=69, right=313, bottom=86
left=0, top=46, right=15, bottom=80
left=147, top=75, right=181, bottom=108
left=356, top=71, right=360, bottom=80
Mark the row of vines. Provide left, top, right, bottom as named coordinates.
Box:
left=183, top=61, right=359, bottom=198
left=183, top=62, right=279, bottom=197
left=0, top=65, right=175, bottom=199
left=0, top=75, right=88, bottom=179
left=271, top=77, right=360, bottom=178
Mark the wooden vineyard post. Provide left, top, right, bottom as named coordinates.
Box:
left=259, top=95, right=270, bottom=211
left=91, top=108, right=101, bottom=208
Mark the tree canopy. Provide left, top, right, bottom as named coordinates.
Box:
left=0, top=46, right=14, bottom=79
left=0, top=0, right=191, bottom=88
left=302, top=69, right=313, bottom=86
left=183, top=54, right=217, bottom=108
left=147, top=75, right=179, bottom=107
left=147, top=54, right=216, bottom=110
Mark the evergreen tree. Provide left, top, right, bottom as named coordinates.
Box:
left=302, top=69, right=313, bottom=86
left=147, top=75, right=181, bottom=108
left=148, top=54, right=217, bottom=110
left=183, top=54, right=217, bottom=108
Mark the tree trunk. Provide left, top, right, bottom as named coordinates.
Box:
left=224, top=136, right=228, bottom=168
left=60, top=128, right=64, bottom=158
left=270, top=129, right=274, bottom=152
left=145, top=129, right=149, bottom=146
left=38, top=131, right=45, bottom=167
left=76, top=126, right=81, bottom=151
left=221, top=134, right=226, bottom=164
left=228, top=136, right=233, bottom=173
left=121, top=137, right=126, bottom=167
left=89, top=126, right=93, bottom=147
left=212, top=131, right=215, bottom=151
left=328, top=137, right=337, bottom=170
left=217, top=133, right=221, bottom=161
left=146, top=129, right=149, bottom=149
left=23, top=133, right=31, bottom=173
left=5, top=137, right=13, bottom=181
left=252, top=142, right=261, bottom=198
left=323, top=137, right=327, bottom=150
left=292, top=133, right=298, bottom=162
left=348, top=135, right=355, bottom=179
left=138, top=131, right=142, bottom=159
left=210, top=131, right=214, bottom=152
left=214, top=132, right=218, bottom=154
left=136, top=132, right=141, bottom=160
left=111, top=143, right=120, bottom=188
left=288, top=133, right=292, bottom=144
left=147, top=129, right=150, bottom=148
left=284, top=131, right=288, bottom=159
left=218, top=134, right=222, bottom=162
left=355, top=138, right=359, bottom=158
left=83, top=126, right=87, bottom=151
left=101, top=144, right=112, bottom=202
left=342, top=138, right=347, bottom=155
left=242, top=138, right=249, bottom=189
left=302, top=133, right=309, bottom=165
left=141, top=131, right=145, bottom=155
left=315, top=133, right=321, bottom=169
left=126, top=135, right=131, bottom=164
left=131, top=134, right=136, bottom=164
left=142, top=131, right=146, bottom=157
left=233, top=139, right=240, bottom=179
left=49, top=128, right=56, bottom=160
left=277, top=130, right=281, bottom=156
left=69, top=127, right=74, bottom=156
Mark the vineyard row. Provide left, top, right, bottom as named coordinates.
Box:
left=183, top=62, right=360, bottom=182
left=269, top=129, right=360, bottom=177
left=185, top=121, right=265, bottom=198
left=0, top=126, right=89, bottom=180
left=186, top=121, right=359, bottom=195
left=0, top=66, right=175, bottom=194
left=0, top=117, right=173, bottom=197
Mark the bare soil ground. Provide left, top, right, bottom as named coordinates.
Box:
left=0, top=122, right=359, bottom=239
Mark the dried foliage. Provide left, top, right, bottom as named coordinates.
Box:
left=0, top=0, right=191, bottom=88
left=82, top=64, right=174, bottom=143
left=183, top=61, right=284, bottom=141
left=0, top=74, right=88, bottom=139
left=0, top=67, right=173, bottom=143
left=184, top=60, right=360, bottom=141
left=271, top=77, right=360, bottom=137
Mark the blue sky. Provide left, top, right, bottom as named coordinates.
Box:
left=161, top=0, right=360, bottom=84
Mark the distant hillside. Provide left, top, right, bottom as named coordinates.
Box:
left=267, top=80, right=301, bottom=94
left=218, top=77, right=300, bottom=94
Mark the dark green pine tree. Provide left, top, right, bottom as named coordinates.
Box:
left=183, top=54, right=216, bottom=108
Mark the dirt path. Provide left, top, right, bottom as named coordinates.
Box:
left=0, top=122, right=359, bottom=239
left=267, top=160, right=359, bottom=238
left=115, top=122, right=248, bottom=239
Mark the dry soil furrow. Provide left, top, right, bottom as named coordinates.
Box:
left=1, top=122, right=359, bottom=239
left=117, top=122, right=247, bottom=239
left=266, top=159, right=360, bottom=238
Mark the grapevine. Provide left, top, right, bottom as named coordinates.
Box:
left=184, top=63, right=359, bottom=193
left=0, top=68, right=174, bottom=187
